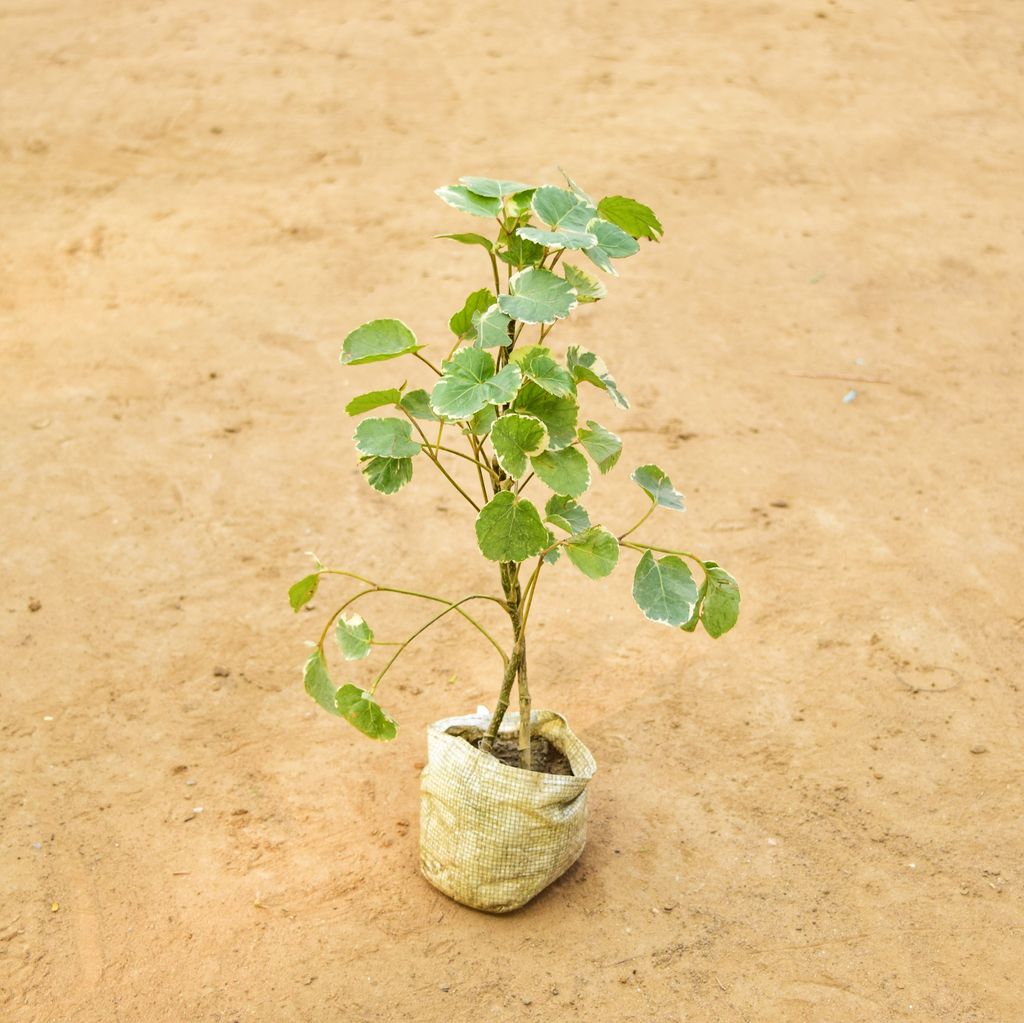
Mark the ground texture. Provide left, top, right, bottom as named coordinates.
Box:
left=2, top=1, right=1022, bottom=1020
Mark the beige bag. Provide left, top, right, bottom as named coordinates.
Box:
left=419, top=707, right=597, bottom=913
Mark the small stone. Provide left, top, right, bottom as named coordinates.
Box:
left=521, top=997, right=532, bottom=1005
left=186, top=779, right=197, bottom=786
left=31, top=842, right=42, bottom=850
left=213, top=666, right=231, bottom=677
left=970, top=744, right=988, bottom=754
left=439, top=984, right=450, bottom=993
left=28, top=598, right=42, bottom=612
left=769, top=500, right=789, bottom=508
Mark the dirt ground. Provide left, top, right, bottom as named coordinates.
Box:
left=2, top=1, right=1022, bottom=1020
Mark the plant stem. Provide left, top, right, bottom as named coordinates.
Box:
left=621, top=539, right=704, bottom=567
left=489, top=251, right=501, bottom=296
left=413, top=351, right=443, bottom=376
left=516, top=630, right=532, bottom=770
left=617, top=498, right=657, bottom=542
left=370, top=595, right=486, bottom=694
left=515, top=471, right=535, bottom=494
left=400, top=409, right=481, bottom=511
left=315, top=576, right=509, bottom=666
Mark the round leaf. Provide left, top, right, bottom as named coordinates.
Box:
left=400, top=389, right=441, bottom=422
left=532, top=186, right=584, bottom=228
left=353, top=417, right=421, bottom=458
left=701, top=564, right=741, bottom=638
left=362, top=456, right=414, bottom=495
left=475, top=304, right=513, bottom=349
left=516, top=347, right=576, bottom=398
left=578, top=420, right=622, bottom=474
left=430, top=348, right=523, bottom=420
left=631, top=464, right=685, bottom=511
left=490, top=413, right=549, bottom=479
left=340, top=319, right=422, bottom=366
left=474, top=491, right=549, bottom=563
left=597, top=195, right=664, bottom=241
left=336, top=613, right=373, bottom=661
left=512, top=382, right=578, bottom=450
left=449, top=288, right=495, bottom=341
left=458, top=176, right=531, bottom=198
left=435, top=232, right=494, bottom=252
left=562, top=263, right=606, bottom=303
left=565, top=526, right=619, bottom=580
left=435, top=185, right=501, bottom=218
left=303, top=650, right=339, bottom=716
left=544, top=494, right=591, bottom=534
left=530, top=447, right=591, bottom=498
left=632, top=550, right=698, bottom=627
left=335, top=684, right=397, bottom=741
left=288, top=573, right=320, bottom=612
left=345, top=388, right=403, bottom=417
left=517, top=225, right=597, bottom=251
left=497, top=268, right=578, bottom=325
left=497, top=235, right=545, bottom=269
left=583, top=220, right=640, bottom=276
left=567, top=345, right=629, bottom=409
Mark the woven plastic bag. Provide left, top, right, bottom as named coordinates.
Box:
left=419, top=706, right=596, bottom=913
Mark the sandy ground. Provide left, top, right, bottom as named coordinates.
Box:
left=2, top=1, right=1023, bottom=1020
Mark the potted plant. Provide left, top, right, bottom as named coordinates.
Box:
left=288, top=173, right=740, bottom=912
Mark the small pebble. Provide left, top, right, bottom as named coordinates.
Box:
left=43, top=716, right=54, bottom=722
left=970, top=744, right=988, bottom=754
left=31, top=842, right=42, bottom=850
left=192, top=806, right=204, bottom=814
left=28, top=598, right=42, bottom=612
left=213, top=666, right=230, bottom=678
left=439, top=983, right=450, bottom=992
left=186, top=779, right=197, bottom=786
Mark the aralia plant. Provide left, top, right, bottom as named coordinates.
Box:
left=289, top=173, right=740, bottom=769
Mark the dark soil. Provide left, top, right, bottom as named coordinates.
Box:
left=447, top=727, right=574, bottom=775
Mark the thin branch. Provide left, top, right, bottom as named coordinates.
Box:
left=413, top=351, right=443, bottom=377
left=621, top=539, right=704, bottom=568
left=617, top=497, right=657, bottom=542
left=370, top=595, right=503, bottom=693
left=399, top=408, right=481, bottom=511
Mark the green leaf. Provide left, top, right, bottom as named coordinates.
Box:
left=400, top=388, right=440, bottom=421
left=632, top=550, right=698, bottom=627
left=435, top=232, right=494, bottom=252
left=516, top=347, right=576, bottom=398
left=562, top=263, right=606, bottom=303
left=345, top=388, right=403, bottom=416
left=475, top=491, right=549, bottom=562
left=497, top=234, right=545, bottom=269
left=288, top=573, right=319, bottom=612
left=545, top=494, right=591, bottom=534
left=532, top=186, right=586, bottom=229
left=630, top=463, right=685, bottom=511
left=490, top=413, right=549, bottom=478
left=543, top=528, right=561, bottom=565
left=450, top=288, right=495, bottom=341
left=435, top=184, right=501, bottom=218
left=512, top=382, right=578, bottom=450
left=701, top=563, right=741, bottom=638
left=583, top=220, right=640, bottom=276
left=362, top=456, right=414, bottom=495
left=497, top=268, right=578, bottom=325
left=559, top=169, right=594, bottom=204
left=506, top=189, right=536, bottom=217
left=517, top=225, right=597, bottom=251
left=458, top=176, right=531, bottom=198
left=335, top=684, right=397, bottom=741
left=578, top=420, right=622, bottom=474
left=430, top=348, right=522, bottom=419
left=680, top=579, right=706, bottom=632
left=475, top=304, right=513, bottom=349
left=530, top=447, right=591, bottom=498
left=340, top=319, right=422, bottom=366
left=353, top=417, right=421, bottom=458
left=567, top=346, right=629, bottom=409
left=597, top=196, right=664, bottom=241
left=335, top=613, right=373, bottom=661
left=464, top=404, right=497, bottom=437
left=565, top=526, right=619, bottom=580
left=304, top=649, right=339, bottom=716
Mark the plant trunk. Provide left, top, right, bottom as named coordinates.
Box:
left=480, top=560, right=532, bottom=768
